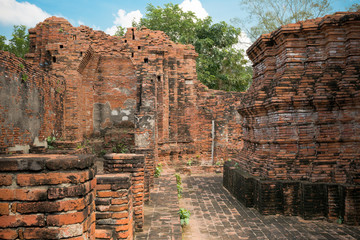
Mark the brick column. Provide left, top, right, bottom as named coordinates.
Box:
left=103, top=154, right=144, bottom=231
left=0, top=154, right=96, bottom=239
left=95, top=174, right=134, bottom=240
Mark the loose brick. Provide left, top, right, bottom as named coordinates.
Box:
left=0, top=202, right=9, bottom=215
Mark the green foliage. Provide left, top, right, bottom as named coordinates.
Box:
left=175, top=173, right=182, bottom=199
left=21, top=73, right=28, bottom=82
left=99, top=149, right=107, bottom=157
left=348, top=3, right=360, bottom=12
left=238, top=0, right=333, bottom=41
left=8, top=25, right=29, bottom=59
left=0, top=35, right=8, bottom=51
left=337, top=216, right=343, bottom=224
left=186, top=159, right=193, bottom=166
left=154, top=163, right=163, bottom=178
left=112, top=142, right=129, bottom=153
left=46, top=136, right=56, bottom=149
left=135, top=3, right=252, bottom=92
left=58, top=28, right=64, bottom=33
left=178, top=208, right=191, bottom=226
left=114, top=26, right=126, bottom=36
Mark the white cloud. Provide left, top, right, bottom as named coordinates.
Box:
left=234, top=31, right=253, bottom=65
left=179, top=0, right=208, bottom=19
left=105, top=9, right=142, bottom=35
left=0, top=0, right=50, bottom=27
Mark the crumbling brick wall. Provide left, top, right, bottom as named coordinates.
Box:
left=0, top=155, right=96, bottom=239
left=21, top=17, right=242, bottom=166
left=0, top=51, right=64, bottom=153
left=225, top=11, right=360, bottom=224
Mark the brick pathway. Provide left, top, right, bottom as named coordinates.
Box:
left=136, top=170, right=360, bottom=240
left=181, top=174, right=360, bottom=240
left=135, top=168, right=182, bottom=240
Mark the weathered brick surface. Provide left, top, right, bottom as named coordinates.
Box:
left=104, top=154, right=145, bottom=231
left=0, top=154, right=96, bottom=239
left=96, top=174, right=134, bottom=240
left=0, top=51, right=64, bottom=154
left=225, top=10, right=360, bottom=225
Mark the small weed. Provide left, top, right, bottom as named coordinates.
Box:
left=337, top=216, right=343, bottom=224
left=99, top=149, right=107, bottom=157
left=46, top=136, right=56, bottom=149
left=178, top=208, right=191, bottom=226
left=112, top=142, right=129, bottom=153
left=19, top=63, right=24, bottom=69
left=186, top=159, right=192, bottom=166
left=175, top=173, right=182, bottom=199
left=21, top=73, right=28, bottom=82
left=154, top=163, right=163, bottom=178
left=58, top=27, right=64, bottom=33
left=234, top=162, right=240, bottom=169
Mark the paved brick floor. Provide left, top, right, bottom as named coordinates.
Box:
left=135, top=169, right=182, bottom=240
left=136, top=170, right=360, bottom=240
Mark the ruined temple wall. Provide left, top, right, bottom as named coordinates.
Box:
left=237, top=11, right=360, bottom=184
left=0, top=51, right=64, bottom=153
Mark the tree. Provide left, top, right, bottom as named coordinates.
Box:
left=0, top=35, right=8, bottom=51
left=8, top=25, right=29, bottom=59
left=348, top=3, right=360, bottom=12
left=238, top=0, right=333, bottom=41
left=0, top=25, right=29, bottom=58
left=114, top=26, right=126, bottom=36
left=134, top=3, right=252, bottom=91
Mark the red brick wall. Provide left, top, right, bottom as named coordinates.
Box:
left=0, top=154, right=96, bottom=239
left=96, top=174, right=134, bottom=240
left=0, top=51, right=64, bottom=153
left=23, top=18, right=242, bottom=167
left=237, top=11, right=360, bottom=184
left=104, top=153, right=145, bottom=231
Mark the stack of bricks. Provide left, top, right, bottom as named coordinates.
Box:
left=225, top=11, right=360, bottom=225
left=103, top=153, right=145, bottom=231
left=0, top=154, right=96, bottom=239
left=95, top=174, right=134, bottom=240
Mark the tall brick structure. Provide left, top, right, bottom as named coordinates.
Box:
left=1, top=16, right=242, bottom=166
left=224, top=11, right=360, bottom=224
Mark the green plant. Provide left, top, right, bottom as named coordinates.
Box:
left=99, top=149, right=107, bottom=157
left=186, top=159, right=192, bottom=166
left=21, top=73, right=28, bottom=82
left=178, top=208, right=191, bottom=226
left=112, top=142, right=129, bottom=153
left=19, top=63, right=24, bottom=69
left=234, top=162, right=240, bottom=169
left=154, top=163, right=163, bottom=178
left=337, top=216, right=343, bottom=224
left=175, top=173, right=182, bottom=199
left=46, top=136, right=56, bottom=149
left=58, top=27, right=64, bottom=33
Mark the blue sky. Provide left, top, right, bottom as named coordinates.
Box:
left=0, top=0, right=357, bottom=41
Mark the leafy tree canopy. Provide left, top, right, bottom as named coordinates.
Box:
left=0, top=25, right=29, bottom=59
left=114, top=26, right=126, bottom=36
left=134, top=3, right=252, bottom=92
left=238, top=0, right=333, bottom=41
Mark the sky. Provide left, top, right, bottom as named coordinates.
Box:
left=0, top=0, right=357, bottom=45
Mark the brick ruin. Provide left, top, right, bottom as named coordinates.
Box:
left=224, top=11, right=360, bottom=225
left=0, top=10, right=360, bottom=239
left=1, top=16, right=242, bottom=164
left=0, top=16, right=242, bottom=239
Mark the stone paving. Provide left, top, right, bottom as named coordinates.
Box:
left=136, top=169, right=360, bottom=240
left=135, top=168, right=182, bottom=240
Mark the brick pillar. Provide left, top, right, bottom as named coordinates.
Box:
left=134, top=148, right=154, bottom=202
left=0, top=154, right=96, bottom=239
left=103, top=154, right=144, bottom=231
left=95, top=174, right=134, bottom=240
